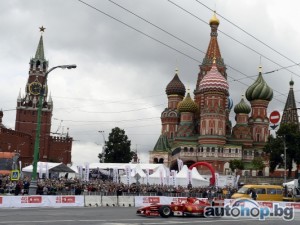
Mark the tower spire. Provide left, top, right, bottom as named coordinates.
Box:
left=34, top=26, right=46, bottom=60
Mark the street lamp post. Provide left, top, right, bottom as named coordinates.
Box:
left=28, top=64, right=76, bottom=195
left=281, top=137, right=287, bottom=184
left=98, top=131, right=106, bottom=163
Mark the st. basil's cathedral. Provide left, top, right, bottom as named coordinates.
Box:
left=149, top=13, right=274, bottom=176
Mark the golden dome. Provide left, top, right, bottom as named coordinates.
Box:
left=209, top=11, right=219, bottom=25
left=177, top=93, right=198, bottom=113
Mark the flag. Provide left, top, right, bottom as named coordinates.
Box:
left=45, top=162, right=49, bottom=179
left=177, top=158, right=183, bottom=171
left=187, top=169, right=192, bottom=186
left=125, top=165, right=131, bottom=185
left=84, top=162, right=89, bottom=181
left=113, top=168, right=118, bottom=183
left=171, top=170, right=177, bottom=187
left=38, top=163, right=43, bottom=179
left=146, top=169, right=149, bottom=185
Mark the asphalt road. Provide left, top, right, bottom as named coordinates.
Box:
left=0, top=207, right=299, bottom=225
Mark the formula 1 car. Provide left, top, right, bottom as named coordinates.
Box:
left=136, top=197, right=211, bottom=218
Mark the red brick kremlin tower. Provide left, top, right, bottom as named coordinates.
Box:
left=150, top=13, right=274, bottom=176
left=0, top=28, right=72, bottom=166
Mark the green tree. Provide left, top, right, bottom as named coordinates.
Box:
left=264, top=123, right=300, bottom=177
left=98, top=127, right=134, bottom=163
left=229, top=159, right=244, bottom=172
left=251, top=157, right=265, bottom=171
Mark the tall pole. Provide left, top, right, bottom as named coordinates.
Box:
left=29, top=64, right=76, bottom=195
left=283, top=138, right=287, bottom=184
left=98, top=131, right=105, bottom=162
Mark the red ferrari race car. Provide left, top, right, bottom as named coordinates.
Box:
left=136, top=197, right=213, bottom=218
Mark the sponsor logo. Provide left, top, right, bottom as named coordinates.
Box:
left=21, top=196, right=42, bottom=204
left=142, top=197, right=160, bottom=204
left=204, top=198, right=294, bottom=221
left=56, top=196, right=75, bottom=203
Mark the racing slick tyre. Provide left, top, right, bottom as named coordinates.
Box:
left=159, top=205, right=172, bottom=218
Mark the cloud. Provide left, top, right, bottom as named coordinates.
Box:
left=1, top=0, right=300, bottom=164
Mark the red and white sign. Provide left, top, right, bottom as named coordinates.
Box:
left=269, top=111, right=281, bottom=124
left=0, top=196, right=84, bottom=208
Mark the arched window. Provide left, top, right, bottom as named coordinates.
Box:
left=206, top=147, right=210, bottom=152
left=235, top=148, right=238, bottom=153
left=184, top=147, right=188, bottom=152
left=212, top=147, right=215, bottom=153
left=229, top=148, right=232, bottom=153
left=158, top=158, right=164, bottom=163
left=244, top=150, right=247, bottom=156
left=190, top=148, right=194, bottom=152
left=36, top=60, right=41, bottom=68
left=201, top=147, right=204, bottom=152
left=153, top=158, right=158, bottom=163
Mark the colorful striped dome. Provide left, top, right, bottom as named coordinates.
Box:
left=198, top=64, right=229, bottom=95
left=166, top=70, right=186, bottom=96
left=177, top=93, right=198, bottom=113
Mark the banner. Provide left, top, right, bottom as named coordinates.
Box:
left=84, top=163, right=89, bottom=181
left=45, top=163, right=49, bottom=179
left=113, top=168, right=118, bottom=183
left=177, top=159, right=183, bottom=171
left=187, top=170, right=192, bottom=186
left=38, top=163, right=43, bottom=179
left=77, top=166, right=83, bottom=180
left=146, top=169, right=149, bottom=185
left=0, top=196, right=84, bottom=208
left=125, top=165, right=131, bottom=185
left=215, top=173, right=219, bottom=187
left=159, top=169, right=164, bottom=185
left=171, top=170, right=177, bottom=187
left=166, top=169, right=170, bottom=185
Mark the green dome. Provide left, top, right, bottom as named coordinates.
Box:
left=234, top=97, right=251, bottom=114
left=290, top=79, right=294, bottom=86
left=245, top=68, right=273, bottom=101
left=177, top=93, right=198, bottom=113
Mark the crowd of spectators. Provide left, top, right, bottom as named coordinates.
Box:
left=0, top=175, right=237, bottom=198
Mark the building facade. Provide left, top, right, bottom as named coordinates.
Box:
left=0, top=30, right=72, bottom=166
left=150, top=13, right=273, bottom=176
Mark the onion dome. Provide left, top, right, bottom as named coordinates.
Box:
left=198, top=63, right=229, bottom=95
left=245, top=66, right=273, bottom=101
left=290, top=79, right=294, bottom=86
left=209, top=11, right=220, bottom=26
left=234, top=97, right=251, bottom=114
left=166, top=69, right=186, bottom=96
left=177, top=93, right=198, bottom=113
left=228, top=96, right=233, bottom=110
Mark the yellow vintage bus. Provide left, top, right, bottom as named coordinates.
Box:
left=231, top=184, right=283, bottom=201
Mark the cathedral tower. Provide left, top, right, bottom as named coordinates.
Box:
left=245, top=66, right=273, bottom=149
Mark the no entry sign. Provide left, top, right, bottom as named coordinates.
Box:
left=269, top=111, right=280, bottom=124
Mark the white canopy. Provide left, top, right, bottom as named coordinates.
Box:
left=283, top=179, right=298, bottom=188
left=88, top=163, right=162, bottom=172
left=176, top=165, right=209, bottom=187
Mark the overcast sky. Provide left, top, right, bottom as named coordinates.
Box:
left=1, top=0, right=300, bottom=165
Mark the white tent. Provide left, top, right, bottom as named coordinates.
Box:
left=22, top=162, right=76, bottom=178
left=147, top=164, right=169, bottom=185
left=283, top=179, right=297, bottom=188
left=176, top=165, right=209, bottom=187
left=120, top=164, right=148, bottom=184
